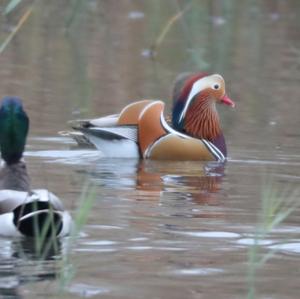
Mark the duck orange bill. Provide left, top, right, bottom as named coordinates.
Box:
left=220, top=94, right=235, bottom=108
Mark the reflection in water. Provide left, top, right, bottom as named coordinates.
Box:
left=0, top=237, right=64, bottom=299
left=27, top=146, right=226, bottom=208
left=22, top=145, right=300, bottom=299
left=136, top=160, right=225, bottom=206
left=78, top=157, right=225, bottom=206
left=12, top=237, right=62, bottom=261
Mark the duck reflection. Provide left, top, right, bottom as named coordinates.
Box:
left=136, top=160, right=225, bottom=205
left=83, top=158, right=225, bottom=205
left=0, top=237, right=65, bottom=298
left=12, top=237, right=62, bottom=260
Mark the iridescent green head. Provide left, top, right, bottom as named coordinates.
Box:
left=0, top=97, right=29, bottom=164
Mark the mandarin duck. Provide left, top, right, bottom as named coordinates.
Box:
left=0, top=97, right=72, bottom=237
left=61, top=73, right=235, bottom=161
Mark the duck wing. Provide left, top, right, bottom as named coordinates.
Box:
left=69, top=114, right=120, bottom=129
left=0, top=189, right=64, bottom=214
left=61, top=100, right=153, bottom=147
left=78, top=125, right=139, bottom=158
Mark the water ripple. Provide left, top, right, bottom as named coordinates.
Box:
left=68, top=283, right=110, bottom=297
left=230, top=159, right=300, bottom=166
left=25, top=150, right=102, bottom=164
left=172, top=267, right=224, bottom=276
left=236, top=238, right=274, bottom=246
left=83, top=240, right=118, bottom=246
left=173, top=231, right=240, bottom=238
left=269, top=243, right=300, bottom=254
left=75, top=248, right=118, bottom=253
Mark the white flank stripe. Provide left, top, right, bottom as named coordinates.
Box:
left=208, top=141, right=225, bottom=160
left=202, top=140, right=225, bottom=162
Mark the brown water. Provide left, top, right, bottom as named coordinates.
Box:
left=0, top=1, right=300, bottom=298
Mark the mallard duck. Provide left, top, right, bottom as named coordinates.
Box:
left=0, top=97, right=72, bottom=237
left=61, top=73, right=235, bottom=161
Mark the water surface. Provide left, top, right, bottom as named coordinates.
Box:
left=0, top=1, right=300, bottom=298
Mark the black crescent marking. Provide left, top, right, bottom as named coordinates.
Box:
left=13, top=201, right=63, bottom=237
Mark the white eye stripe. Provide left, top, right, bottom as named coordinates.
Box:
left=178, top=78, right=208, bottom=123
left=178, top=74, right=224, bottom=123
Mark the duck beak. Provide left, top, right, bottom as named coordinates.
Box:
left=220, top=94, right=235, bottom=108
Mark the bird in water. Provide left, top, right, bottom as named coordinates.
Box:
left=0, top=96, right=72, bottom=237
left=61, top=73, right=235, bottom=161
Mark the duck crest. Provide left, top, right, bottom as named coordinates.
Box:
left=0, top=97, right=29, bottom=165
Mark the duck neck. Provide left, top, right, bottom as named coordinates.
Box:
left=0, top=161, right=31, bottom=191
left=183, top=96, right=221, bottom=141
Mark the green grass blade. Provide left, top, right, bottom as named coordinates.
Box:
left=4, top=0, right=22, bottom=15
left=258, top=247, right=277, bottom=266
left=58, top=182, right=97, bottom=291
left=247, top=178, right=299, bottom=298
left=65, top=0, right=84, bottom=29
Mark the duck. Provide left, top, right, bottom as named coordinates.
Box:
left=0, top=96, right=72, bottom=237
left=61, top=73, right=235, bottom=161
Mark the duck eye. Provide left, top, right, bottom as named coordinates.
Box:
left=213, top=84, right=220, bottom=90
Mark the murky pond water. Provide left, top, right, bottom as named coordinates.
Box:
left=0, top=0, right=300, bottom=298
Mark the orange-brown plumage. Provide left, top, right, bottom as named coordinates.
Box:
left=65, top=73, right=235, bottom=161
left=184, top=92, right=221, bottom=141
left=118, top=100, right=152, bottom=125
left=138, top=101, right=167, bottom=156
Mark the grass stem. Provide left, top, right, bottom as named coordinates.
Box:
left=0, top=6, right=33, bottom=54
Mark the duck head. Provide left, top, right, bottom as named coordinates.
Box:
left=172, top=73, right=234, bottom=141
left=0, top=97, right=29, bottom=164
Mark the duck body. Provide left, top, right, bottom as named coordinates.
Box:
left=0, top=189, right=72, bottom=237
left=0, top=97, right=72, bottom=237
left=63, top=73, right=235, bottom=161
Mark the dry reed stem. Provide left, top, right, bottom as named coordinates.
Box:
left=0, top=6, right=33, bottom=54
left=150, top=3, right=191, bottom=58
